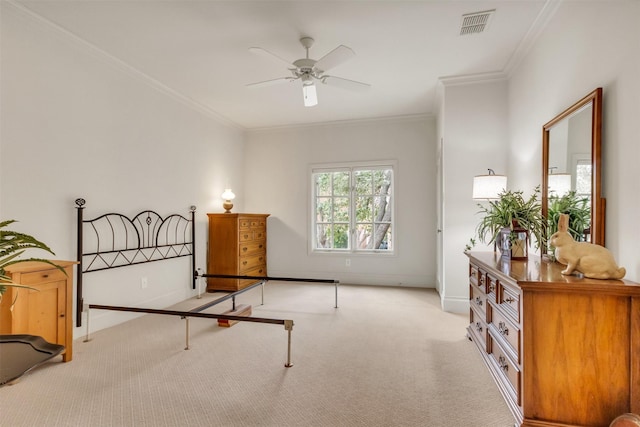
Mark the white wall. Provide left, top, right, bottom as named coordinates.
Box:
left=439, top=79, right=509, bottom=312
left=0, top=4, right=245, bottom=338
left=508, top=0, right=640, bottom=281
left=244, top=116, right=437, bottom=287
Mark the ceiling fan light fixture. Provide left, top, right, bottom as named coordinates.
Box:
left=303, top=82, right=317, bottom=107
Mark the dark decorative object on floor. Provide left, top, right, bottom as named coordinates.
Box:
left=0, top=335, right=65, bottom=386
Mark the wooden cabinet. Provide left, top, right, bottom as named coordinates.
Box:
left=206, top=213, right=269, bottom=292
left=467, top=252, right=640, bottom=427
left=1, top=260, right=75, bottom=362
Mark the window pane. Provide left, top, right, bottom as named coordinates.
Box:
left=334, top=197, right=349, bottom=222
left=575, top=163, right=591, bottom=195
left=334, top=223, right=349, bottom=249
left=373, top=224, right=392, bottom=250
left=374, top=196, right=391, bottom=221
left=376, top=225, right=392, bottom=250
left=333, top=171, right=350, bottom=196
left=315, top=173, right=332, bottom=196
left=354, top=170, right=372, bottom=194
left=316, top=224, right=332, bottom=249
left=316, top=197, right=332, bottom=222
left=355, top=223, right=373, bottom=249
left=355, top=196, right=372, bottom=222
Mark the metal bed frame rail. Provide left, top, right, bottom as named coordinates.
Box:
left=199, top=273, right=340, bottom=309
left=84, top=289, right=296, bottom=367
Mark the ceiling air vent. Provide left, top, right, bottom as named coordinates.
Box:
left=460, top=9, right=495, bottom=35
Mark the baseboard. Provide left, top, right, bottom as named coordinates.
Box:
left=440, top=295, right=469, bottom=313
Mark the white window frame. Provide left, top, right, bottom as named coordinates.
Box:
left=310, top=160, right=396, bottom=255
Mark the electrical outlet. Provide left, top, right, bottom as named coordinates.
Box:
left=141, top=277, right=148, bottom=289
left=345, top=258, right=351, bottom=267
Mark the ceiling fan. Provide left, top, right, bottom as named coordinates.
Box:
left=246, top=37, right=370, bottom=107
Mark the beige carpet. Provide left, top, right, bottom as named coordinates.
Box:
left=0, top=283, right=515, bottom=426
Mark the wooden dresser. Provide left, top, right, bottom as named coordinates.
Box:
left=1, top=260, right=76, bottom=362
left=206, top=213, right=269, bottom=292
left=466, top=251, right=640, bottom=427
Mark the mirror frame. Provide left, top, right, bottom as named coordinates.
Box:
left=542, top=87, right=604, bottom=249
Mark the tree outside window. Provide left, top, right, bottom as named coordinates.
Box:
left=312, top=164, right=393, bottom=252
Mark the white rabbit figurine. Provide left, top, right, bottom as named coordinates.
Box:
left=550, top=213, right=626, bottom=279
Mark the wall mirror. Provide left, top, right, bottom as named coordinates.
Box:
left=542, top=87, right=604, bottom=254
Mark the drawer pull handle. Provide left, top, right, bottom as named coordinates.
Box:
left=259, top=244, right=263, bottom=249
left=43, top=274, right=49, bottom=278
left=498, top=356, right=509, bottom=372
left=242, top=247, right=247, bottom=252
left=242, top=261, right=247, bottom=265
left=505, top=296, right=515, bottom=303
left=480, top=276, right=485, bottom=285
left=475, top=322, right=483, bottom=333
left=498, top=322, right=509, bottom=336
left=60, top=313, right=65, bottom=318
left=489, top=283, right=496, bottom=292
left=244, top=234, right=249, bottom=239
left=475, top=297, right=483, bottom=306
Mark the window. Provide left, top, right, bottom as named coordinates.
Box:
left=312, top=162, right=394, bottom=253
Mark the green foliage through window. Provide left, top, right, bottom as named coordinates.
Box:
left=313, top=165, right=393, bottom=252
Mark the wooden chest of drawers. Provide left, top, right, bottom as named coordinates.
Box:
left=466, top=252, right=640, bottom=427
left=206, top=213, right=269, bottom=292
left=0, top=260, right=76, bottom=362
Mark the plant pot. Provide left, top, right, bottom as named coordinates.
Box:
left=497, top=222, right=529, bottom=261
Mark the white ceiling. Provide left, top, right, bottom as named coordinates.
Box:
left=14, top=0, right=552, bottom=130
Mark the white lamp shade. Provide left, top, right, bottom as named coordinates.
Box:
left=221, top=189, right=236, bottom=200
left=303, top=84, right=318, bottom=107
left=548, top=173, right=571, bottom=196
left=472, top=174, right=507, bottom=200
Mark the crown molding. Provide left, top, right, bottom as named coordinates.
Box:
left=503, top=0, right=562, bottom=77
left=246, top=113, right=434, bottom=134
left=438, top=71, right=507, bottom=88
left=4, top=0, right=243, bottom=130
left=438, top=0, right=561, bottom=87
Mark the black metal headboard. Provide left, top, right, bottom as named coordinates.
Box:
left=75, top=198, right=196, bottom=326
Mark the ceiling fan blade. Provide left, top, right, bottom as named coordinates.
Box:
left=248, top=47, right=295, bottom=68
left=321, top=75, right=371, bottom=92
left=314, top=45, right=355, bottom=72
left=246, top=77, right=297, bottom=88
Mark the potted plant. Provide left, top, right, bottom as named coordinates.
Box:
left=474, top=187, right=544, bottom=260
left=0, top=220, right=61, bottom=304
left=546, top=190, right=591, bottom=256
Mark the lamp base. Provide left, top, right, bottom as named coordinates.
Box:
left=222, top=200, right=233, bottom=213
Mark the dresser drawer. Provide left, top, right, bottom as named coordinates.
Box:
left=239, top=240, right=266, bottom=256
left=239, top=230, right=254, bottom=241
left=469, top=263, right=480, bottom=286
left=470, top=284, right=487, bottom=316
left=18, top=267, right=67, bottom=286
left=239, top=253, right=266, bottom=272
left=498, top=282, right=521, bottom=324
left=490, top=306, right=520, bottom=363
left=469, top=306, right=487, bottom=350
left=239, top=217, right=267, bottom=228
left=239, top=217, right=253, bottom=229
left=486, top=273, right=498, bottom=300
left=253, top=228, right=266, bottom=240
left=489, top=336, right=521, bottom=406
left=243, top=265, right=266, bottom=277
